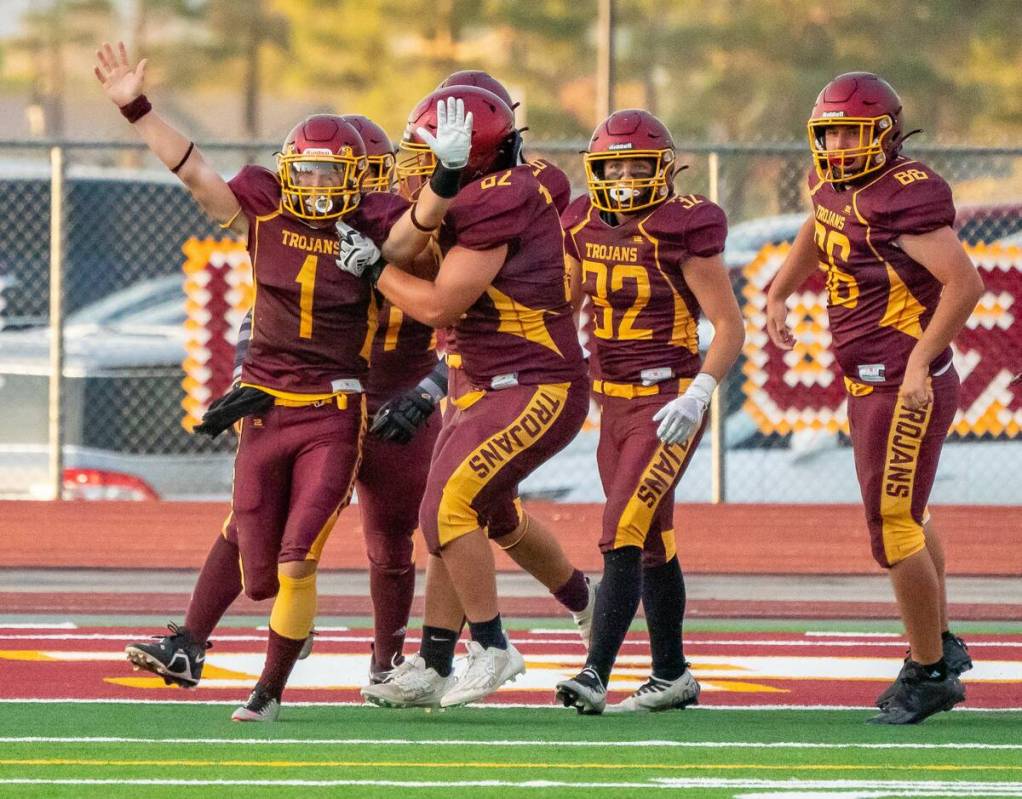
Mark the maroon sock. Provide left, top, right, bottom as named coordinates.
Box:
left=258, top=628, right=306, bottom=701
left=552, top=568, right=590, bottom=613
left=184, top=534, right=243, bottom=645
left=369, top=564, right=415, bottom=670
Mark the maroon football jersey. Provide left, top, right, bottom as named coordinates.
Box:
left=228, top=165, right=408, bottom=395
left=808, top=157, right=956, bottom=388
left=562, top=193, right=727, bottom=384
left=437, top=164, right=586, bottom=387
left=368, top=297, right=437, bottom=402
left=527, top=158, right=573, bottom=215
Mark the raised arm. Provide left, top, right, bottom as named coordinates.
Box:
left=94, top=41, right=246, bottom=237
left=380, top=98, right=473, bottom=266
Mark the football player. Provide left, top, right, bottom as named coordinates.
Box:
left=229, top=113, right=442, bottom=685
left=97, top=42, right=472, bottom=721
left=766, top=72, right=982, bottom=724
left=374, top=72, right=598, bottom=655
left=348, top=86, right=590, bottom=708
left=554, top=110, right=744, bottom=714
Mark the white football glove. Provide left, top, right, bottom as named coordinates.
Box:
left=335, top=221, right=382, bottom=278
left=652, top=373, right=717, bottom=445
left=417, top=96, right=473, bottom=169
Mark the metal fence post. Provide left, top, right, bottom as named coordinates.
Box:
left=707, top=150, right=726, bottom=503
left=48, top=145, right=65, bottom=500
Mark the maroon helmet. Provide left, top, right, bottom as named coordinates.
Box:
left=339, top=114, right=395, bottom=192
left=438, top=70, right=518, bottom=112
left=807, top=72, right=904, bottom=183
left=584, top=109, right=676, bottom=213
left=397, top=85, right=517, bottom=198
left=277, top=114, right=367, bottom=221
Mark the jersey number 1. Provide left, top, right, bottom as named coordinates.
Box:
left=296, top=254, right=318, bottom=339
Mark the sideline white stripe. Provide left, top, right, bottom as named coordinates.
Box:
left=2, top=632, right=1019, bottom=648
left=0, top=778, right=1019, bottom=793
left=1, top=698, right=1020, bottom=712
left=0, top=622, right=77, bottom=629
left=3, top=736, right=1020, bottom=750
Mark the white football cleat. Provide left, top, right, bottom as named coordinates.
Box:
left=360, top=655, right=453, bottom=708
left=570, top=578, right=599, bottom=651
left=440, top=640, right=525, bottom=708
left=231, top=685, right=281, bottom=722
left=606, top=666, right=700, bottom=713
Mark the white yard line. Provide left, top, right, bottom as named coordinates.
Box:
left=2, top=736, right=1021, bottom=750
left=0, top=778, right=1019, bottom=794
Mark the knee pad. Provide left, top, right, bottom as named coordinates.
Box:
left=872, top=518, right=926, bottom=569
left=365, top=530, right=415, bottom=575
left=243, top=574, right=279, bottom=602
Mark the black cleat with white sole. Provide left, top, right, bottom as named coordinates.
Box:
left=125, top=622, right=208, bottom=688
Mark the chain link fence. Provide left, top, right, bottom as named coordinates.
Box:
left=0, top=141, right=1019, bottom=503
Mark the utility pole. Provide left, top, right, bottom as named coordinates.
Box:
left=596, top=0, right=615, bottom=123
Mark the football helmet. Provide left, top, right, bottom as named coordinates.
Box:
left=277, top=115, right=368, bottom=221
left=438, top=70, right=518, bottom=112
left=397, top=85, right=517, bottom=198
left=807, top=72, right=904, bottom=183
left=340, top=114, right=395, bottom=193
left=584, top=109, right=676, bottom=213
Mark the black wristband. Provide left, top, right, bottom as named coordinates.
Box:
left=170, top=141, right=195, bottom=174
left=119, top=94, right=152, bottom=123
left=366, top=257, right=387, bottom=287
left=429, top=163, right=463, bottom=198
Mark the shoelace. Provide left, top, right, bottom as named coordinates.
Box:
left=459, top=644, right=498, bottom=687
left=392, top=667, right=443, bottom=697
left=635, top=677, right=669, bottom=696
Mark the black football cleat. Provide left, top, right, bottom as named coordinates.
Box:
left=869, top=662, right=965, bottom=725
left=125, top=622, right=209, bottom=688
left=555, top=667, right=607, bottom=715
left=942, top=633, right=973, bottom=676
left=875, top=634, right=974, bottom=709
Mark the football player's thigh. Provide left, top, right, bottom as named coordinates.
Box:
left=280, top=402, right=364, bottom=564
left=358, top=409, right=441, bottom=539
left=911, top=370, right=960, bottom=521
left=600, top=397, right=693, bottom=554
left=231, top=412, right=291, bottom=598
left=595, top=394, right=622, bottom=498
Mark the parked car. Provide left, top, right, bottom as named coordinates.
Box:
left=0, top=276, right=235, bottom=500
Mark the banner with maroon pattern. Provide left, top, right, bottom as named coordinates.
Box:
left=180, top=238, right=253, bottom=431
left=741, top=243, right=1022, bottom=438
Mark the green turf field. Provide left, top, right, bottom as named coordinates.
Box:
left=2, top=703, right=1020, bottom=798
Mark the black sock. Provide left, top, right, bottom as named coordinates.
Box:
left=642, top=555, right=687, bottom=681
left=468, top=614, right=507, bottom=650
left=586, top=546, right=642, bottom=687
left=919, top=657, right=948, bottom=681
left=420, top=625, right=458, bottom=677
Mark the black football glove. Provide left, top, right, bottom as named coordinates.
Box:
left=193, top=386, right=274, bottom=438
left=370, top=387, right=438, bottom=444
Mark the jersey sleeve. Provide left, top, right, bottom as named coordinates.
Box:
left=227, top=165, right=281, bottom=220
left=875, top=168, right=956, bottom=236
left=529, top=159, right=573, bottom=214
left=560, top=195, right=592, bottom=262
left=344, top=191, right=410, bottom=248
left=444, top=171, right=535, bottom=250
left=683, top=200, right=728, bottom=257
